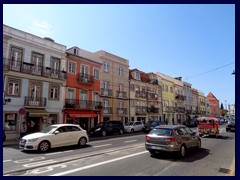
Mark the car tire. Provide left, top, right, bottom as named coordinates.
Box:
left=179, top=145, right=186, bottom=158
left=102, top=130, right=107, bottom=137
left=131, top=129, right=134, bottom=133
left=38, top=141, right=50, bottom=152
left=78, top=137, right=87, bottom=146
left=119, top=129, right=124, bottom=135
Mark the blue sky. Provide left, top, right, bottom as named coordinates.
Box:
left=3, top=4, right=235, bottom=107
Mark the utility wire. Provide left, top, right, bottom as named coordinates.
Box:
left=187, top=62, right=234, bottom=79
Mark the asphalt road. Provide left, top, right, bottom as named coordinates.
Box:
left=3, top=125, right=235, bottom=176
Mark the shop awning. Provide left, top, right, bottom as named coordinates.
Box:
left=65, top=110, right=97, bottom=118
left=26, top=108, right=50, bottom=117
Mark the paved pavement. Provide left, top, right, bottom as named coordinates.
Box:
left=3, top=139, right=19, bottom=146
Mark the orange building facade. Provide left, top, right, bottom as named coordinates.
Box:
left=63, top=47, right=102, bottom=132
left=207, top=92, right=220, bottom=117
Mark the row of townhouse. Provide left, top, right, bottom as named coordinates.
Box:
left=3, top=24, right=220, bottom=141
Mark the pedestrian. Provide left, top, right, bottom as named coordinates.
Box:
left=20, top=122, right=27, bottom=138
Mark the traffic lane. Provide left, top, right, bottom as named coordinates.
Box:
left=21, top=132, right=235, bottom=176
left=3, top=134, right=146, bottom=174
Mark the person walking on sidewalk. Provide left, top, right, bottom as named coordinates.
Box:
left=20, top=122, right=27, bottom=138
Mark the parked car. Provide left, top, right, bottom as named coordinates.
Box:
left=124, top=121, right=144, bottom=133
left=226, top=122, right=235, bottom=132
left=142, top=120, right=166, bottom=133
left=89, top=120, right=124, bottom=137
left=19, top=124, right=89, bottom=152
left=183, top=119, right=198, bottom=127
left=3, top=130, right=6, bottom=143
left=145, top=125, right=201, bottom=157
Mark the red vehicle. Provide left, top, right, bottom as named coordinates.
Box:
left=197, top=117, right=219, bottom=137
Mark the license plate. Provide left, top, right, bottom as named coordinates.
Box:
left=151, top=146, right=161, bottom=150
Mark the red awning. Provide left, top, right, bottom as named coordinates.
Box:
left=65, top=110, right=97, bottom=119
left=69, top=114, right=97, bottom=118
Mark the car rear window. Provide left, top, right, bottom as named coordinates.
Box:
left=148, top=128, right=172, bottom=136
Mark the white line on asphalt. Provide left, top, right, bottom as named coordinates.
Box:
left=3, top=159, right=12, bottom=163
left=124, top=140, right=137, bottom=143
left=92, top=144, right=111, bottom=148
left=45, top=152, right=64, bottom=156
left=23, top=159, right=57, bottom=168
left=50, top=151, right=148, bottom=176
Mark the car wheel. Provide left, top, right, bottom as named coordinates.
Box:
left=38, top=141, right=50, bottom=152
left=197, top=140, right=201, bottom=149
left=119, top=129, right=124, bottom=135
left=131, top=129, right=134, bottom=133
left=78, top=137, right=87, bottom=146
left=102, top=130, right=107, bottom=137
left=179, top=145, right=186, bottom=158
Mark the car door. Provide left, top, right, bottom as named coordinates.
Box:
left=184, top=127, right=198, bottom=148
left=135, top=122, right=142, bottom=131
left=51, top=126, right=69, bottom=147
left=176, top=127, right=192, bottom=149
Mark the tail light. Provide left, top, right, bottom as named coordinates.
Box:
left=164, top=138, right=176, bottom=142
left=146, top=135, right=151, bottom=140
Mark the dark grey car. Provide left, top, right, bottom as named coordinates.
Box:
left=145, top=125, right=201, bottom=157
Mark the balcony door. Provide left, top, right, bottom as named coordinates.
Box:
left=67, top=88, right=75, bottom=106
left=10, top=47, right=23, bottom=71
left=51, top=57, right=60, bottom=78
left=32, top=52, right=43, bottom=75
left=103, top=100, right=109, bottom=114
left=80, top=90, right=88, bottom=108
left=29, top=83, right=42, bottom=106
left=81, top=65, right=89, bottom=82
left=103, top=81, right=109, bottom=95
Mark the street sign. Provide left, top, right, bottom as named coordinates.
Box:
left=18, top=108, right=26, bottom=115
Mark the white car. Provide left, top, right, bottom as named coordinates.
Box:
left=19, top=124, right=89, bottom=152
left=124, top=121, right=144, bottom=133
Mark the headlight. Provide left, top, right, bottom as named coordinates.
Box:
left=27, top=138, right=38, bottom=142
left=95, top=128, right=101, bottom=132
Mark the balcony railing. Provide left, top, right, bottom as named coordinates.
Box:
left=166, top=106, right=175, bottom=112
left=101, top=88, right=113, bottom=97
left=175, top=94, right=186, bottom=100
left=148, top=92, right=158, bottom=100
left=78, top=73, right=94, bottom=84
left=147, top=106, right=159, bottom=113
left=116, top=91, right=127, bottom=99
left=116, top=108, right=127, bottom=115
left=135, top=91, right=146, bottom=98
left=102, top=107, right=113, bottom=114
left=24, top=96, right=47, bottom=107
left=175, top=107, right=185, bottom=113
left=4, top=58, right=66, bottom=80
left=65, top=99, right=102, bottom=110
left=135, top=106, right=147, bottom=115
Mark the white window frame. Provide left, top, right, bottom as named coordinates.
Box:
left=118, top=67, right=123, bottom=76
left=49, top=84, right=59, bottom=100
left=7, top=79, right=20, bottom=96
left=104, top=62, right=109, bottom=72
left=68, top=61, right=76, bottom=74
left=93, top=68, right=100, bottom=79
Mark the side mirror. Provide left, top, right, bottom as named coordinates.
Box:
left=191, top=132, right=196, bottom=136
left=54, top=131, right=60, bottom=135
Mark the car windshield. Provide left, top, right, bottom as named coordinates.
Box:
left=126, top=122, right=134, bottom=126
left=149, top=128, right=172, bottom=136
left=151, top=121, right=159, bottom=126
left=41, top=125, right=58, bottom=133
left=95, top=122, right=105, bottom=127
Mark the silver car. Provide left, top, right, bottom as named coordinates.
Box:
left=145, top=125, right=201, bottom=157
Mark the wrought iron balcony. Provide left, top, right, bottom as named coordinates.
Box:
left=166, top=106, right=175, bottom=112
left=135, top=106, right=147, bottom=115
left=147, top=106, right=159, bottom=113
left=65, top=99, right=102, bottom=110
left=116, top=108, right=127, bottom=115
left=24, top=96, right=47, bottom=107
left=135, top=91, right=147, bottom=98
left=175, top=94, right=186, bottom=100
left=101, top=88, right=113, bottom=97
left=116, top=91, right=127, bottom=99
left=175, top=107, right=186, bottom=113
left=4, top=58, right=66, bottom=80
left=148, top=92, right=158, bottom=100
left=102, top=107, right=113, bottom=114
left=78, top=73, right=94, bottom=84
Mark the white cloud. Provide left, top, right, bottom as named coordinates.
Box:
left=32, top=20, right=53, bottom=35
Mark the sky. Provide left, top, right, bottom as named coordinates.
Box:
left=3, top=4, right=235, bottom=107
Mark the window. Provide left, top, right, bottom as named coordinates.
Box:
left=130, top=84, right=134, bottom=91
left=49, top=84, right=59, bottom=100
left=166, top=100, right=169, bottom=107
left=10, top=46, right=23, bottom=71
left=170, top=87, right=173, bottom=93
left=104, top=62, right=109, bottom=72
left=162, top=100, right=165, bottom=107
left=93, top=68, right=99, bottom=79
left=118, top=67, right=123, bottom=76
left=165, top=85, right=168, bottom=92
left=74, top=48, right=79, bottom=56
left=4, top=113, right=17, bottom=131
left=7, top=79, right=20, bottom=96
left=81, top=65, right=89, bottom=75
left=51, top=57, right=60, bottom=76
left=68, top=62, right=76, bottom=74
left=135, top=71, right=140, bottom=80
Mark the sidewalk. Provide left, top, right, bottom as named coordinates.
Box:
left=3, top=139, right=19, bottom=146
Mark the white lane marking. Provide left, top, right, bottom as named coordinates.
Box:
left=63, top=150, right=74, bottom=153
left=14, top=157, right=45, bottom=164
left=51, top=151, right=148, bottom=176
left=45, top=152, right=64, bottom=156
left=3, top=159, right=12, bottom=163
left=92, top=144, right=111, bottom=148
left=23, top=159, right=57, bottom=168
left=124, top=140, right=137, bottom=143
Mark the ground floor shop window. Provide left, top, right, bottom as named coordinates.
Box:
left=4, top=113, right=17, bottom=131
